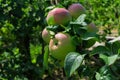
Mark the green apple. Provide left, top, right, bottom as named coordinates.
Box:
left=49, top=33, right=76, bottom=60
left=42, top=28, right=51, bottom=43
left=68, top=3, right=86, bottom=19
left=46, top=8, right=72, bottom=25
left=87, top=22, right=98, bottom=33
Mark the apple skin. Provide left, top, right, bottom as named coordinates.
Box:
left=87, top=22, right=98, bottom=33
left=46, top=8, right=72, bottom=25
left=49, top=33, right=76, bottom=60
left=68, top=3, right=86, bottom=19
left=42, top=28, right=51, bottom=43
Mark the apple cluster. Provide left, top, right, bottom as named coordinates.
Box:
left=42, top=3, right=98, bottom=62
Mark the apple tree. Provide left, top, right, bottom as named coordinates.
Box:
left=42, top=1, right=120, bottom=80
left=0, top=0, right=120, bottom=80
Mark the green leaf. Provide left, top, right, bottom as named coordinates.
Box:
left=70, top=14, right=87, bottom=26
left=100, top=54, right=118, bottom=66
left=107, top=37, right=120, bottom=54
left=64, top=52, right=84, bottom=77
left=99, top=54, right=108, bottom=65
left=95, top=72, right=101, bottom=80
left=118, top=49, right=120, bottom=54
left=45, top=6, right=56, bottom=11
left=76, top=14, right=86, bottom=23
left=90, top=46, right=111, bottom=56
left=112, top=41, right=120, bottom=54
left=108, top=55, right=118, bottom=65
left=96, top=66, right=118, bottom=80
left=30, top=44, right=42, bottom=63
left=43, top=45, right=49, bottom=70
left=83, top=37, right=97, bottom=48
left=81, top=32, right=99, bottom=48
left=82, top=32, right=98, bottom=39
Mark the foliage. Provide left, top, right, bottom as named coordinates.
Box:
left=83, top=0, right=120, bottom=35
left=0, top=0, right=120, bottom=80
left=0, top=0, right=48, bottom=79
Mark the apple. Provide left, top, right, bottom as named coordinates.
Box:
left=42, top=28, right=51, bottom=43
left=68, top=3, right=86, bottom=19
left=49, top=33, right=76, bottom=60
left=46, top=8, right=72, bottom=25
left=87, top=22, right=98, bottom=33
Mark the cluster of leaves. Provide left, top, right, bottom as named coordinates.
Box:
left=43, top=1, right=120, bottom=80
left=0, top=0, right=50, bottom=79
left=83, top=0, right=120, bottom=35
left=0, top=0, right=120, bottom=80
left=65, top=36, right=120, bottom=80
left=61, top=1, right=120, bottom=79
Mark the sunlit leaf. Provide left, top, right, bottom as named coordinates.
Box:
left=70, top=14, right=87, bottom=26
left=100, top=54, right=118, bottom=66
left=95, top=72, right=101, bottom=80
left=108, top=37, right=120, bottom=44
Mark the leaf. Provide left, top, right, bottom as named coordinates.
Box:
left=108, top=36, right=120, bottom=44
left=82, top=32, right=98, bottom=39
left=107, top=37, right=120, bottom=54
left=118, top=49, right=120, bottom=54
left=70, top=22, right=87, bottom=26
left=95, top=72, right=101, bottom=80
left=100, top=54, right=118, bottom=66
left=30, top=44, right=42, bottom=63
left=108, top=55, right=118, bottom=65
left=70, top=14, right=87, bottom=26
left=96, top=66, right=118, bottom=80
left=99, top=54, right=108, bottom=65
left=76, top=14, right=86, bottom=22
left=43, top=45, right=49, bottom=70
left=82, top=37, right=97, bottom=48
left=82, top=36, right=97, bottom=41
left=112, top=41, right=120, bottom=54
left=64, top=52, right=84, bottom=77
left=90, top=46, right=111, bottom=56
left=45, top=6, right=56, bottom=11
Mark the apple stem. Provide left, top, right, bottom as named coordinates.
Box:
left=60, top=24, right=67, bottom=30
